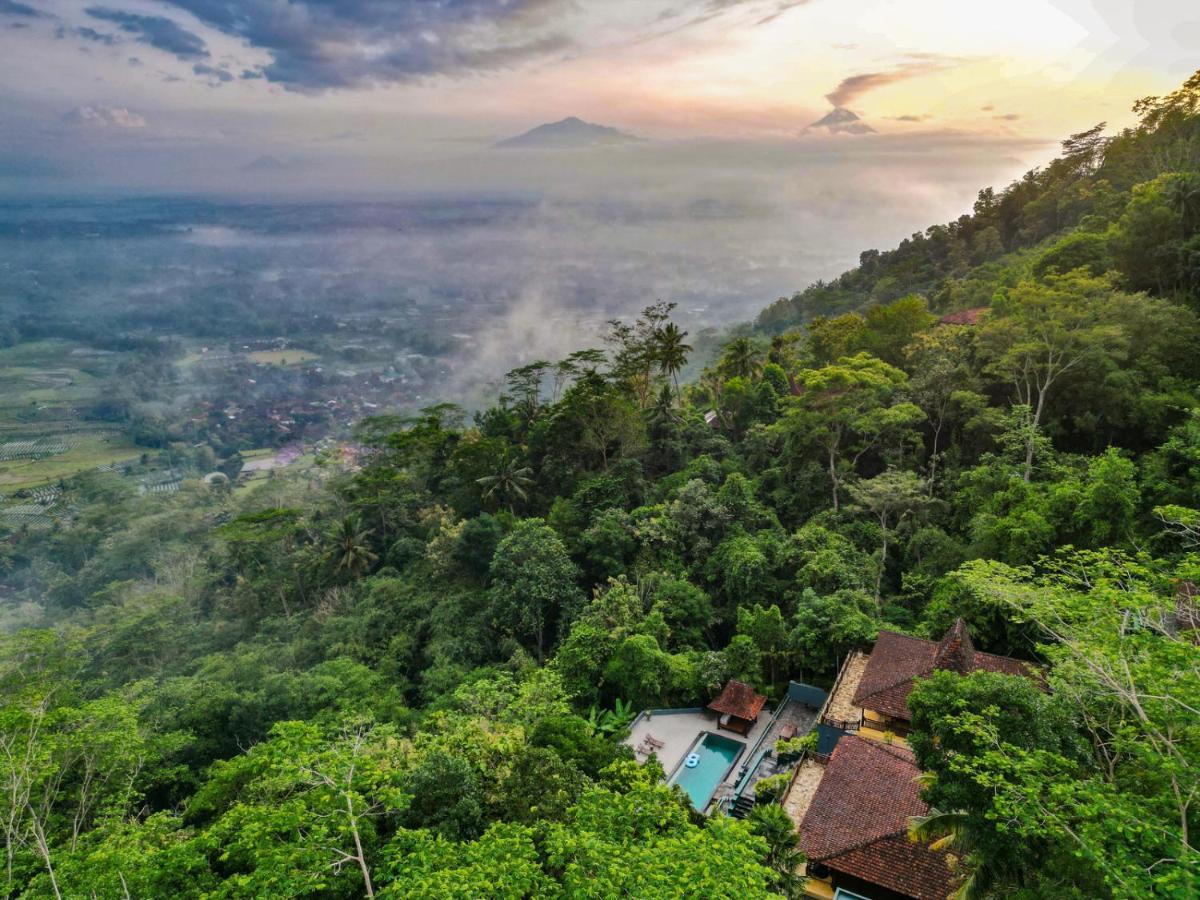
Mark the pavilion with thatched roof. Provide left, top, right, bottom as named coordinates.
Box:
left=708, top=679, right=767, bottom=735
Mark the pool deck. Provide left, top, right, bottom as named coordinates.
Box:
left=626, top=695, right=826, bottom=813
left=626, top=709, right=768, bottom=807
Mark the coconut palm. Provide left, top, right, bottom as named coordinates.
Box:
left=476, top=456, right=534, bottom=514
left=748, top=803, right=807, bottom=898
left=327, top=515, right=378, bottom=577
left=908, top=807, right=986, bottom=899
left=655, top=322, right=692, bottom=402
left=1167, top=174, right=1200, bottom=230
left=719, top=337, right=763, bottom=381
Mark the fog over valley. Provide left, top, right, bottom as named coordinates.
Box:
left=2, top=132, right=1048, bottom=407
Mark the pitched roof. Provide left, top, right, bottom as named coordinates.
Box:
left=707, top=680, right=768, bottom=720
left=937, top=307, right=988, bottom=326
left=799, top=735, right=955, bottom=900
left=852, top=620, right=1033, bottom=720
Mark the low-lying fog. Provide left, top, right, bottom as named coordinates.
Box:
left=1, top=132, right=1051, bottom=402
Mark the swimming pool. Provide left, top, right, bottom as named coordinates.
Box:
left=668, top=731, right=745, bottom=812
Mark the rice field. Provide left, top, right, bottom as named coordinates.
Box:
left=0, top=340, right=143, bottom=494
left=0, top=432, right=141, bottom=493
left=246, top=349, right=320, bottom=366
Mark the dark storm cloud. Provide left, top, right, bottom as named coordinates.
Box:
left=86, top=7, right=209, bottom=61
left=160, top=0, right=574, bottom=91
left=0, top=1, right=44, bottom=18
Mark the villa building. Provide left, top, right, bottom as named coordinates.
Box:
left=794, top=735, right=956, bottom=900
left=824, top=618, right=1033, bottom=742
left=781, top=619, right=1037, bottom=899
left=625, top=622, right=1036, bottom=899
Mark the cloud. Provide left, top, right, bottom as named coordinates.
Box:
left=825, top=58, right=957, bottom=108
left=85, top=7, right=208, bottom=60
left=193, top=62, right=233, bottom=83
left=993, top=113, right=1021, bottom=121
left=64, top=105, right=147, bottom=128
left=76, top=26, right=117, bottom=45
left=0, top=1, right=44, bottom=18
left=889, top=114, right=931, bottom=122
left=158, top=0, right=577, bottom=91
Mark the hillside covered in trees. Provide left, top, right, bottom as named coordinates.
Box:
left=1, top=72, right=1199, bottom=898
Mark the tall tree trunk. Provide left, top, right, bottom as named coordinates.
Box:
left=1023, top=386, right=1049, bottom=482
left=874, top=523, right=888, bottom=617
left=829, top=447, right=840, bottom=512
left=345, top=796, right=375, bottom=899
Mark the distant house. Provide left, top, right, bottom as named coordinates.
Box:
left=798, top=735, right=956, bottom=900
left=851, top=619, right=1033, bottom=738
left=936, top=307, right=988, bottom=326
left=817, top=619, right=1034, bottom=745
left=707, top=679, right=768, bottom=736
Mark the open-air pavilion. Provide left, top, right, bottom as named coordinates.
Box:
left=707, top=679, right=768, bottom=735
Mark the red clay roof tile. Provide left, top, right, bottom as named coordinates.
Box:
left=799, top=735, right=955, bottom=900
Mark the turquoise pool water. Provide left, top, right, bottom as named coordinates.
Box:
left=668, top=732, right=744, bottom=811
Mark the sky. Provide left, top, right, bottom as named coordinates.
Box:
left=0, top=0, right=1196, bottom=191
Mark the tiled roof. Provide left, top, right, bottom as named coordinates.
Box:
left=799, top=735, right=955, bottom=900
left=708, top=680, right=768, bottom=720
left=937, top=307, right=988, bottom=326
left=852, top=620, right=1033, bottom=721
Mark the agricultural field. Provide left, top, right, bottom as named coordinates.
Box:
left=0, top=431, right=141, bottom=493
left=0, top=340, right=143, bottom=493
left=0, top=340, right=120, bottom=415
left=246, top=349, right=320, bottom=366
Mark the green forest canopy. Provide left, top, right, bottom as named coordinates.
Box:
left=1, top=70, right=1199, bottom=899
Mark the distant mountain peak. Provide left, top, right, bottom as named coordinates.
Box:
left=809, top=107, right=876, bottom=135
left=493, top=117, right=643, bottom=149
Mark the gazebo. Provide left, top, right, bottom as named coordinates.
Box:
left=708, top=680, right=768, bottom=736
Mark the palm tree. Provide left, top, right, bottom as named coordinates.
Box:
left=327, top=515, right=378, bottom=577
left=476, top=456, right=534, bottom=514
left=908, top=807, right=986, bottom=899
left=719, top=337, right=763, bottom=381
left=748, top=803, right=807, bottom=898
left=646, top=384, right=681, bottom=432
left=654, top=322, right=692, bottom=402
left=1167, top=174, right=1200, bottom=231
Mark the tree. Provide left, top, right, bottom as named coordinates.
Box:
left=980, top=273, right=1128, bottom=480
left=606, top=301, right=676, bottom=409
left=905, top=327, right=983, bottom=490
left=748, top=803, right=806, bottom=898
left=719, top=337, right=764, bottom=381
left=782, top=354, right=923, bottom=510
left=475, top=456, right=534, bottom=515
left=402, top=751, right=485, bottom=843
left=654, top=322, right=692, bottom=402
left=487, top=519, right=582, bottom=661
left=193, top=719, right=407, bottom=898
left=919, top=552, right=1200, bottom=896
left=848, top=469, right=931, bottom=614
left=736, top=604, right=791, bottom=685
left=906, top=808, right=984, bottom=900
left=326, top=515, right=378, bottom=578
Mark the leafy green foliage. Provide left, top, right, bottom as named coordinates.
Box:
left=3, top=68, right=1200, bottom=898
